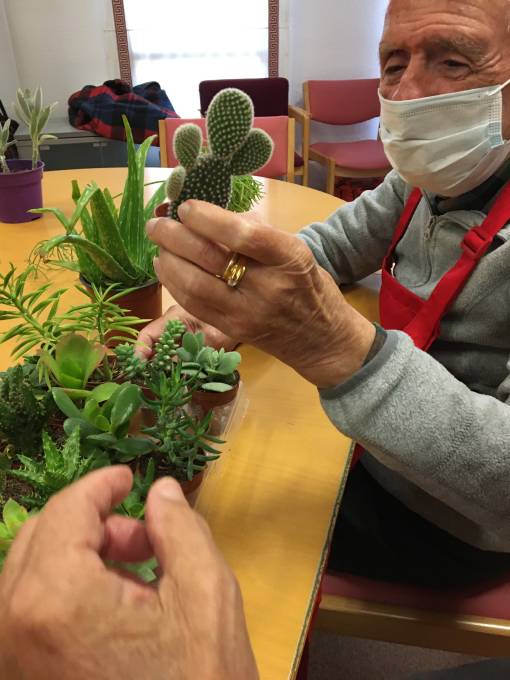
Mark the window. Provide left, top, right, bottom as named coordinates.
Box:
left=120, top=0, right=273, bottom=117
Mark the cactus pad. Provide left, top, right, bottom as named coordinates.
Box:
left=166, top=88, right=274, bottom=220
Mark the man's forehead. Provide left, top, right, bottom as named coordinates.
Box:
left=380, top=0, right=505, bottom=61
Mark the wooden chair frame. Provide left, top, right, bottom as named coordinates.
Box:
left=159, top=116, right=296, bottom=183
left=318, top=593, right=510, bottom=657
left=303, top=81, right=390, bottom=195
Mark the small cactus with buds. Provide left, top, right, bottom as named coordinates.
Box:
left=166, top=88, right=274, bottom=220
left=114, top=319, right=187, bottom=379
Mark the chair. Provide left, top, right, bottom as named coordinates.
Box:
left=317, top=571, right=510, bottom=657
left=303, top=79, right=391, bottom=195
left=159, top=115, right=295, bottom=182
left=199, top=78, right=310, bottom=185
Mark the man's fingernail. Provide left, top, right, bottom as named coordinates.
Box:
left=155, top=478, right=184, bottom=501
left=177, top=202, right=190, bottom=220
left=153, top=256, right=160, bottom=275
left=146, top=219, right=157, bottom=235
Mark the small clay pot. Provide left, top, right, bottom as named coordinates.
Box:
left=80, top=277, right=163, bottom=325
left=180, top=469, right=205, bottom=506
left=154, top=202, right=170, bottom=218
left=191, top=373, right=240, bottom=412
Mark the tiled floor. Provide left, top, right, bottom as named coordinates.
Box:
left=309, top=631, right=483, bottom=680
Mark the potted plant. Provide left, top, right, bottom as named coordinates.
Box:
left=0, top=88, right=57, bottom=223
left=156, top=88, right=274, bottom=219
left=0, top=265, right=229, bottom=543
left=30, top=115, right=167, bottom=321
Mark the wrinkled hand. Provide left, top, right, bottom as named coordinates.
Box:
left=137, top=303, right=237, bottom=359
left=0, top=468, right=258, bottom=680
left=146, top=201, right=375, bottom=388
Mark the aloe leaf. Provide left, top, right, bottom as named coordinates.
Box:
left=61, top=235, right=138, bottom=284
left=90, top=189, right=141, bottom=280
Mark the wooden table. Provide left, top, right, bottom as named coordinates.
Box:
left=0, top=169, right=380, bottom=679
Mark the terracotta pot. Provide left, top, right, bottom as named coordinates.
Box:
left=154, top=202, right=170, bottom=218
left=190, top=373, right=240, bottom=436
left=180, top=469, right=205, bottom=506
left=191, top=373, right=240, bottom=412
left=80, top=277, right=162, bottom=346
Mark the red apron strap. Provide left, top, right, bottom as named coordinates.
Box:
left=405, top=180, right=510, bottom=349
left=382, top=188, right=423, bottom=272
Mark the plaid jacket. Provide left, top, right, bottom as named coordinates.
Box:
left=68, top=79, right=179, bottom=144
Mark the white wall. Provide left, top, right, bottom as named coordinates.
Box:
left=281, top=0, right=388, bottom=187
left=0, top=0, right=20, bottom=114
left=2, top=0, right=119, bottom=119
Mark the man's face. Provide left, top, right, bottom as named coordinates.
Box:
left=379, top=0, right=510, bottom=137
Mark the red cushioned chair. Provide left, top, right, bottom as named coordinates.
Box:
left=304, top=79, right=391, bottom=195
left=199, top=77, right=309, bottom=185
left=159, top=115, right=295, bottom=182
left=318, top=554, right=510, bottom=656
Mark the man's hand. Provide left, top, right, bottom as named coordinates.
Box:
left=146, top=201, right=375, bottom=388
left=137, top=304, right=237, bottom=358
left=0, top=468, right=258, bottom=680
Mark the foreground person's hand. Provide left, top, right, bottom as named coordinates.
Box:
left=147, top=201, right=375, bottom=388
left=137, top=303, right=237, bottom=359
left=0, top=468, right=258, bottom=680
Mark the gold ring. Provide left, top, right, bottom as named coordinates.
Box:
left=220, top=253, right=247, bottom=288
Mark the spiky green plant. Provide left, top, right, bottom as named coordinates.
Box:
left=30, top=116, right=166, bottom=288
left=166, top=88, right=274, bottom=220
left=0, top=119, right=16, bottom=174
left=13, top=87, right=57, bottom=169
left=10, top=429, right=107, bottom=508
left=0, top=499, right=30, bottom=570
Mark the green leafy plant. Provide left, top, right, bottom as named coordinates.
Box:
left=166, top=88, right=273, bottom=220
left=115, top=319, right=187, bottom=380
left=10, top=429, right=106, bottom=508
left=0, top=365, right=54, bottom=455
left=144, top=368, right=223, bottom=481
left=40, top=333, right=105, bottom=391
left=176, top=332, right=241, bottom=392
left=227, top=175, right=264, bottom=213
left=0, top=119, right=16, bottom=174
left=53, top=383, right=154, bottom=462
left=13, top=87, right=57, bottom=169
left=30, top=116, right=166, bottom=288
left=0, top=499, right=30, bottom=570
left=0, top=265, right=145, bottom=363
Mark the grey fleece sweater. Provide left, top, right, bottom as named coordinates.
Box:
left=299, top=170, right=510, bottom=553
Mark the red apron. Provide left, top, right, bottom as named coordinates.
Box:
left=350, top=181, right=510, bottom=467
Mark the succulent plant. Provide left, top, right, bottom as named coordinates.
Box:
left=166, top=88, right=274, bottom=220
left=0, top=119, right=16, bottom=174
left=13, top=87, right=57, bottom=169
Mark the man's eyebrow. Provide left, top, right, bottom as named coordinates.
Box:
left=379, top=35, right=489, bottom=64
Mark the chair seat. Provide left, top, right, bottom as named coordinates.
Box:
left=323, top=571, right=510, bottom=621
left=310, top=140, right=390, bottom=171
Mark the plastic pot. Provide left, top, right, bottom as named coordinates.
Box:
left=0, top=160, right=44, bottom=223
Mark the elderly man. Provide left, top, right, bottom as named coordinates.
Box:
left=141, top=0, right=510, bottom=587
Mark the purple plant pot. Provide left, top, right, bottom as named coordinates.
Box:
left=0, top=159, right=44, bottom=223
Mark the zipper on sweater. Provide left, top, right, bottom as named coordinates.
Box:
left=424, top=216, right=438, bottom=241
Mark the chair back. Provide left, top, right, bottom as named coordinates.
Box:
left=159, top=115, right=295, bottom=180
left=199, top=78, right=289, bottom=117
left=304, top=79, right=381, bottom=125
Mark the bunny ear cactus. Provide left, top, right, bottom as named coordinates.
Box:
left=166, top=88, right=274, bottom=220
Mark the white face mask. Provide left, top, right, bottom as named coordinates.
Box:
left=379, top=80, right=510, bottom=197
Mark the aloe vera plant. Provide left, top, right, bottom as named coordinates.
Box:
left=31, top=115, right=166, bottom=288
